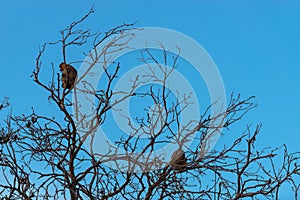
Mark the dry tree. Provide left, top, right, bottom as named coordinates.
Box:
left=0, top=7, right=299, bottom=200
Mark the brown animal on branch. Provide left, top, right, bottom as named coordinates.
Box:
left=170, top=148, right=187, bottom=171
left=59, top=63, right=77, bottom=89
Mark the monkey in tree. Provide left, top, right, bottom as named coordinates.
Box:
left=170, top=148, right=187, bottom=171
left=59, top=63, right=77, bottom=89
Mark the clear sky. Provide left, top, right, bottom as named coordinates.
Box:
left=0, top=0, right=300, bottom=196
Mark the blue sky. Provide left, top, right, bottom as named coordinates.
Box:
left=0, top=0, right=300, bottom=196
left=1, top=0, right=300, bottom=155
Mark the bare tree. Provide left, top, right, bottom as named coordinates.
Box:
left=0, top=8, right=299, bottom=200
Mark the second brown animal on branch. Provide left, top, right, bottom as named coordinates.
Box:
left=59, top=63, right=77, bottom=90
left=170, top=148, right=187, bottom=171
